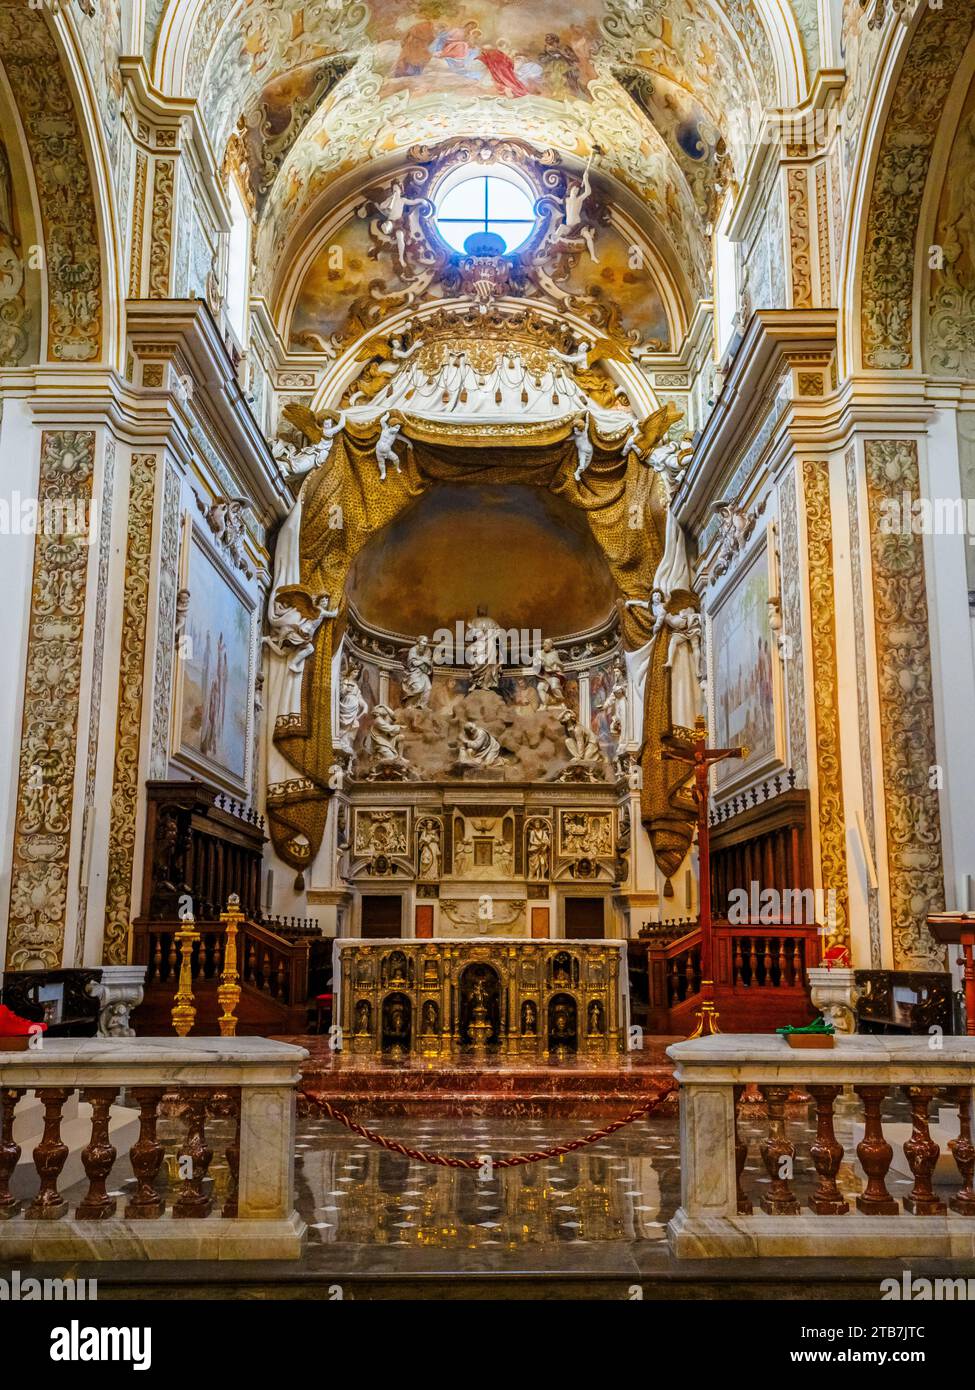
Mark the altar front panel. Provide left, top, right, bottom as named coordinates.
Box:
left=334, top=938, right=628, bottom=1060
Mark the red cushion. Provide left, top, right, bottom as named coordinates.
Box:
left=0, top=1003, right=46, bottom=1036
left=316, top=993, right=333, bottom=1005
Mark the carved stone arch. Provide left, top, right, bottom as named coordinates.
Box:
left=918, top=39, right=975, bottom=377
left=849, top=5, right=975, bottom=374
left=752, top=0, right=813, bottom=107
left=0, top=4, right=112, bottom=364
left=0, top=60, right=43, bottom=366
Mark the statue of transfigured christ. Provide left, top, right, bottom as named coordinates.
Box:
left=466, top=607, right=505, bottom=692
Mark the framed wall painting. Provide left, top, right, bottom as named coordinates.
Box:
left=171, top=518, right=256, bottom=797
left=707, top=535, right=785, bottom=796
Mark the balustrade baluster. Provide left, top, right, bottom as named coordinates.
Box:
left=808, top=1085, right=848, bottom=1214
left=276, top=959, right=286, bottom=999
left=733, top=1085, right=752, bottom=1214
left=792, top=939, right=803, bottom=982
left=733, top=938, right=743, bottom=985
left=775, top=939, right=786, bottom=986
left=947, top=1086, right=975, bottom=1215
left=762, top=938, right=773, bottom=986
left=748, top=937, right=758, bottom=986
left=262, top=950, right=272, bottom=992
left=151, top=935, right=162, bottom=984
left=223, top=1092, right=241, bottom=1219
left=173, top=1089, right=214, bottom=1218
left=0, top=1088, right=22, bottom=1217
left=902, top=1087, right=946, bottom=1215
left=759, top=1086, right=800, bottom=1214
left=854, top=1085, right=899, bottom=1214
left=125, top=1087, right=166, bottom=1218
left=26, top=1088, right=72, bottom=1220
left=167, top=935, right=178, bottom=979
left=76, top=1088, right=119, bottom=1219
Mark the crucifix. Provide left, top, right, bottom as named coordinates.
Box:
left=661, top=714, right=747, bottom=1037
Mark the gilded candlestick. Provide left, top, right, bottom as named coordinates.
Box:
left=217, top=893, right=243, bottom=1037
left=171, top=915, right=200, bottom=1037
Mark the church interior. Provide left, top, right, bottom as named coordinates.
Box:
left=1, top=0, right=975, bottom=1333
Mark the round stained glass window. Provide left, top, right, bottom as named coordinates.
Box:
left=433, top=169, right=537, bottom=254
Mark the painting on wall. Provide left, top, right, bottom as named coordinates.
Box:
left=173, top=527, right=255, bottom=794
left=709, top=540, right=780, bottom=791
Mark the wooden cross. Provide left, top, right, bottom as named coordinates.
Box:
left=661, top=714, right=747, bottom=1037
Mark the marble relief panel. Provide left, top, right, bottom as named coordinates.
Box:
left=6, top=432, right=96, bottom=969
left=863, top=440, right=945, bottom=969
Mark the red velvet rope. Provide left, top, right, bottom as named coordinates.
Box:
left=299, top=1080, right=677, bottom=1169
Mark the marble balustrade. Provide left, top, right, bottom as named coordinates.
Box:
left=666, top=1034, right=975, bottom=1258
left=0, top=1037, right=308, bottom=1260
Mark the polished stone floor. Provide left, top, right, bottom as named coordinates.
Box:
left=6, top=1092, right=975, bottom=1297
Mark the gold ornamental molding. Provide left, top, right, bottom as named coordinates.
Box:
left=801, top=459, right=849, bottom=948
left=0, top=4, right=103, bottom=363
left=863, top=440, right=945, bottom=969
left=103, top=453, right=158, bottom=965
left=859, top=4, right=975, bottom=369
left=6, top=431, right=96, bottom=969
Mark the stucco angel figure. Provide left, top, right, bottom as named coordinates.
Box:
left=551, top=339, right=592, bottom=369
left=554, top=158, right=599, bottom=263
left=401, top=635, right=434, bottom=706
left=626, top=588, right=703, bottom=675
left=271, top=410, right=345, bottom=484
left=622, top=403, right=684, bottom=469
left=647, top=436, right=693, bottom=504
left=572, top=414, right=594, bottom=481
left=377, top=180, right=427, bottom=270
left=347, top=333, right=422, bottom=404
left=376, top=411, right=412, bottom=481
left=531, top=638, right=566, bottom=709
left=458, top=719, right=503, bottom=767
left=264, top=588, right=338, bottom=674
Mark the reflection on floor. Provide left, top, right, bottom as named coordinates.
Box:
left=6, top=1092, right=971, bottom=1296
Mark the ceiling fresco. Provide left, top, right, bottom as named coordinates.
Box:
left=288, top=200, right=672, bottom=355
left=167, top=0, right=802, bottom=305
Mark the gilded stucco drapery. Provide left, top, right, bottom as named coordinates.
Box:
left=268, top=412, right=695, bottom=880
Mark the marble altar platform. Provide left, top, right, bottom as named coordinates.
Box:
left=279, top=1034, right=678, bottom=1117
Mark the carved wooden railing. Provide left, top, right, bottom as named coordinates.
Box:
left=132, top=916, right=326, bottom=1035
left=0, top=1038, right=307, bottom=1260
left=708, top=783, right=813, bottom=920
left=667, top=1034, right=975, bottom=1259
left=640, top=920, right=818, bottom=1034
left=133, top=781, right=327, bottom=1033
left=139, top=780, right=267, bottom=923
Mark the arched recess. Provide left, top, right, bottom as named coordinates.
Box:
left=753, top=0, right=811, bottom=108
left=0, top=4, right=112, bottom=365
left=0, top=64, right=43, bottom=367
left=848, top=3, right=975, bottom=374
left=266, top=416, right=694, bottom=886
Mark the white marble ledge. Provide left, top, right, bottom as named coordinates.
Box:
left=668, top=1209, right=975, bottom=1260
left=0, top=1037, right=309, bottom=1088
left=0, top=1213, right=307, bottom=1262
left=666, top=1033, right=975, bottom=1085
